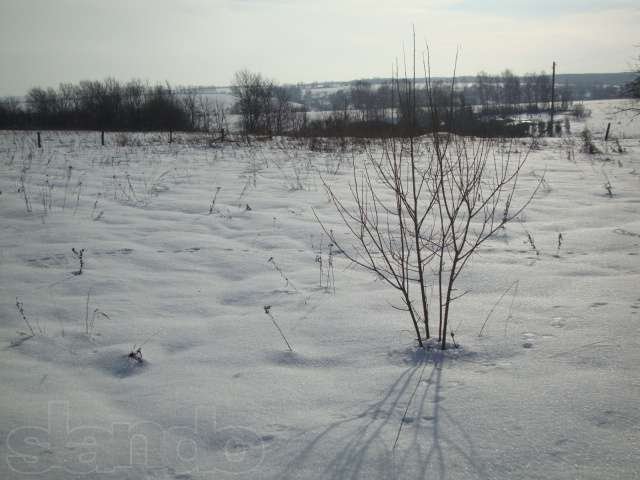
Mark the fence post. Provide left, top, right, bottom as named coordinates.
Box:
left=37, top=131, right=42, bottom=148
left=101, top=131, right=105, bottom=146
left=604, top=122, right=611, bottom=142
left=169, top=130, right=173, bottom=144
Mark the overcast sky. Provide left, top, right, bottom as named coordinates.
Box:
left=0, top=0, right=638, bottom=95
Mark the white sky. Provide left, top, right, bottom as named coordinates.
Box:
left=0, top=0, right=638, bottom=95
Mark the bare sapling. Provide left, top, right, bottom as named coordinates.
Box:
left=316, top=39, right=540, bottom=349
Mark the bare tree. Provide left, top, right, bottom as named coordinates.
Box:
left=502, top=69, right=521, bottom=112
left=535, top=72, right=551, bottom=110
left=522, top=73, right=538, bottom=111
left=272, top=85, right=293, bottom=134
left=475, top=72, right=491, bottom=113
left=211, top=100, right=228, bottom=136
left=350, top=80, right=375, bottom=122
left=181, top=90, right=199, bottom=130
left=231, top=70, right=274, bottom=134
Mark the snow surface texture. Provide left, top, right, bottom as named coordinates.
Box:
left=1, top=100, right=639, bottom=479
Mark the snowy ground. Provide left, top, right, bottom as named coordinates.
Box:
left=1, top=100, right=639, bottom=479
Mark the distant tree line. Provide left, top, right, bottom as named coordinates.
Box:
left=229, top=69, right=552, bottom=137
left=1, top=68, right=634, bottom=135
left=463, top=70, right=628, bottom=113
left=0, top=79, right=219, bottom=132
left=321, top=71, right=570, bottom=122
left=321, top=70, right=633, bottom=115
left=297, top=69, right=636, bottom=137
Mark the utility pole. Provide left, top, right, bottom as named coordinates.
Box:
left=550, top=61, right=556, bottom=134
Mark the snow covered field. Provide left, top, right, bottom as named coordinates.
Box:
left=1, top=100, right=639, bottom=479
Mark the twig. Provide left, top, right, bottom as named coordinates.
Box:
left=263, top=305, right=293, bottom=351
left=16, top=297, right=35, bottom=336
left=209, top=186, right=221, bottom=214
left=267, top=257, right=298, bottom=292
left=478, top=280, right=519, bottom=337
left=71, top=247, right=85, bottom=275
left=85, top=288, right=92, bottom=334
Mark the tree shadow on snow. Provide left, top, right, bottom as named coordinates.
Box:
left=279, top=350, right=487, bottom=480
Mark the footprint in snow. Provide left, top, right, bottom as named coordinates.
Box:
left=102, top=248, right=133, bottom=255
left=172, top=247, right=201, bottom=253
left=589, top=301, right=608, bottom=308
left=522, top=332, right=536, bottom=348
left=25, top=253, right=68, bottom=267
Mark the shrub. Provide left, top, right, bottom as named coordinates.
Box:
left=580, top=128, right=600, bottom=154
left=571, top=104, right=592, bottom=119
left=115, top=132, right=131, bottom=146
left=316, top=47, right=540, bottom=349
